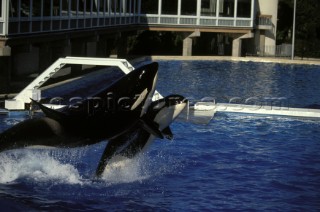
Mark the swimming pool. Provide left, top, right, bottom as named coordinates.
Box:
left=0, top=60, right=319, bottom=210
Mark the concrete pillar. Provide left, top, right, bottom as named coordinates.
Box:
left=183, top=37, right=193, bottom=56
left=0, top=46, right=11, bottom=56
left=232, top=32, right=254, bottom=57
left=259, top=30, right=266, bottom=56
left=232, top=38, right=242, bottom=57
left=183, top=30, right=200, bottom=56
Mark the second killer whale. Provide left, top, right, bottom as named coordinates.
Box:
left=95, top=94, right=188, bottom=177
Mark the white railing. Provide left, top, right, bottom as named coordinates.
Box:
left=8, top=13, right=140, bottom=34
left=5, top=57, right=136, bottom=110
left=142, top=14, right=253, bottom=28
left=8, top=12, right=253, bottom=35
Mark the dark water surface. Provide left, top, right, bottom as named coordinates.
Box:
left=0, top=60, right=319, bottom=211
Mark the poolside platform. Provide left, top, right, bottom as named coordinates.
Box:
left=215, top=103, right=320, bottom=118
left=149, top=56, right=320, bottom=66
left=189, top=102, right=320, bottom=123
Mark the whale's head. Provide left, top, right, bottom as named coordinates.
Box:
left=149, top=94, right=188, bottom=130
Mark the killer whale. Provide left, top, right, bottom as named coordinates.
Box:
left=0, top=62, right=187, bottom=178
left=0, top=62, right=162, bottom=151
left=95, top=95, right=188, bottom=177
left=31, top=62, right=163, bottom=141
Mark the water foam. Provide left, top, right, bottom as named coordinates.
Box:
left=0, top=150, right=82, bottom=185
left=100, top=154, right=151, bottom=185
left=0, top=146, right=178, bottom=186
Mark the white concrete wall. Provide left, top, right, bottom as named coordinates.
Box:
left=257, top=0, right=278, bottom=52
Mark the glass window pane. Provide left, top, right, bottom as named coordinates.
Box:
left=92, top=0, right=98, bottom=13
left=32, top=0, right=42, bottom=17
left=181, top=0, right=197, bottom=16
left=62, top=0, right=69, bottom=16
left=79, top=0, right=85, bottom=15
left=43, top=0, right=51, bottom=16
left=141, top=0, right=158, bottom=14
left=0, top=1, right=2, bottom=17
left=98, top=0, right=105, bottom=13
left=201, top=0, right=217, bottom=16
left=70, top=0, right=78, bottom=16
left=219, top=0, right=234, bottom=17
left=52, top=0, right=60, bottom=16
left=85, top=0, right=91, bottom=13
left=9, top=0, right=19, bottom=17
left=109, top=0, right=115, bottom=14
left=237, top=0, right=251, bottom=18
left=162, top=0, right=177, bottom=15
left=115, top=0, right=122, bottom=14
left=116, top=0, right=121, bottom=14
left=21, top=0, right=31, bottom=17
left=126, top=0, right=131, bottom=14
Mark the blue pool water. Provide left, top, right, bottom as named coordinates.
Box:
left=0, top=60, right=320, bottom=211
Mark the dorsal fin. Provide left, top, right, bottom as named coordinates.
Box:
left=30, top=99, right=67, bottom=121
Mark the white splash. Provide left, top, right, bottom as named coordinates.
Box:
left=0, top=150, right=82, bottom=185
left=0, top=148, right=169, bottom=186
left=101, top=154, right=150, bottom=185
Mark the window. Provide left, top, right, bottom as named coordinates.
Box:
left=62, top=0, right=70, bottom=16
left=237, top=0, right=251, bottom=18
left=219, top=0, right=234, bottom=17
left=85, top=0, right=92, bottom=14
left=43, top=0, right=52, bottom=16
left=70, top=0, right=78, bottom=16
left=141, top=0, right=158, bottom=14
left=21, top=0, right=31, bottom=17
left=126, top=0, right=131, bottom=14
left=0, top=1, right=2, bottom=18
left=115, top=0, right=122, bottom=14
left=32, top=0, right=42, bottom=17
left=98, top=0, right=106, bottom=14
left=161, top=0, right=178, bottom=15
left=52, top=0, right=60, bottom=16
left=201, top=0, right=217, bottom=16
left=110, top=0, right=123, bottom=14
left=9, top=0, right=19, bottom=17
left=181, top=0, right=197, bottom=16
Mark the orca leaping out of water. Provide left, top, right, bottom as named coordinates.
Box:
left=32, top=62, right=162, bottom=141
left=0, top=62, right=160, bottom=150
left=95, top=95, right=188, bottom=177
left=0, top=62, right=187, bottom=177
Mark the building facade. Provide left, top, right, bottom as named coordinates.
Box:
left=0, top=0, right=278, bottom=92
